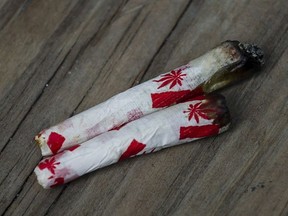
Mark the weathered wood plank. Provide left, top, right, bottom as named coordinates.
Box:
left=0, top=0, right=128, bottom=213
left=0, top=0, right=287, bottom=215
left=0, top=0, right=85, bottom=151
left=0, top=0, right=28, bottom=31
left=0, top=0, right=82, bottom=102
left=1, top=0, right=191, bottom=215
left=0, top=0, right=125, bottom=152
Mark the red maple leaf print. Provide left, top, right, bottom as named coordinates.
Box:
left=179, top=125, right=220, bottom=140
left=183, top=102, right=216, bottom=123
left=153, top=69, right=187, bottom=89
left=47, top=132, right=65, bottom=154
left=38, top=157, right=60, bottom=174
left=119, top=139, right=146, bottom=161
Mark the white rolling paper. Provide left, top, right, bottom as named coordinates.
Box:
left=35, top=94, right=230, bottom=189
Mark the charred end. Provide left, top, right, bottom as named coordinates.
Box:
left=202, top=94, right=231, bottom=127
left=239, top=42, right=264, bottom=66
left=226, top=40, right=264, bottom=66
left=202, top=40, right=264, bottom=93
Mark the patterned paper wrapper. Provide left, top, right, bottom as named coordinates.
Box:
left=34, top=94, right=231, bottom=189
left=35, top=41, right=244, bottom=156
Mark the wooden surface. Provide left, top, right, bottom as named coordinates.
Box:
left=0, top=0, right=287, bottom=215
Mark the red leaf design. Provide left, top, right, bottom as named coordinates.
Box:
left=153, top=69, right=187, bottom=89
left=151, top=90, right=191, bottom=108
left=179, top=125, right=220, bottom=140
left=183, top=101, right=216, bottom=123
left=194, top=111, right=200, bottom=123
left=119, top=139, right=146, bottom=161
left=157, top=79, right=175, bottom=89
left=38, top=157, right=60, bottom=174
left=47, top=132, right=65, bottom=154
left=197, top=110, right=210, bottom=119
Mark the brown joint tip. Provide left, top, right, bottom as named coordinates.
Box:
left=215, top=109, right=231, bottom=127
left=203, top=93, right=231, bottom=127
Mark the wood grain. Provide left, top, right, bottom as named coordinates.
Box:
left=0, top=0, right=287, bottom=215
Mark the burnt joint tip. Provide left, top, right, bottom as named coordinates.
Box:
left=238, top=42, right=264, bottom=66
left=224, top=40, right=264, bottom=66
left=212, top=107, right=231, bottom=127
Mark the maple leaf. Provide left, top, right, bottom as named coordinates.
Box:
left=153, top=69, right=186, bottom=89
left=183, top=102, right=216, bottom=123
left=38, top=157, right=60, bottom=174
